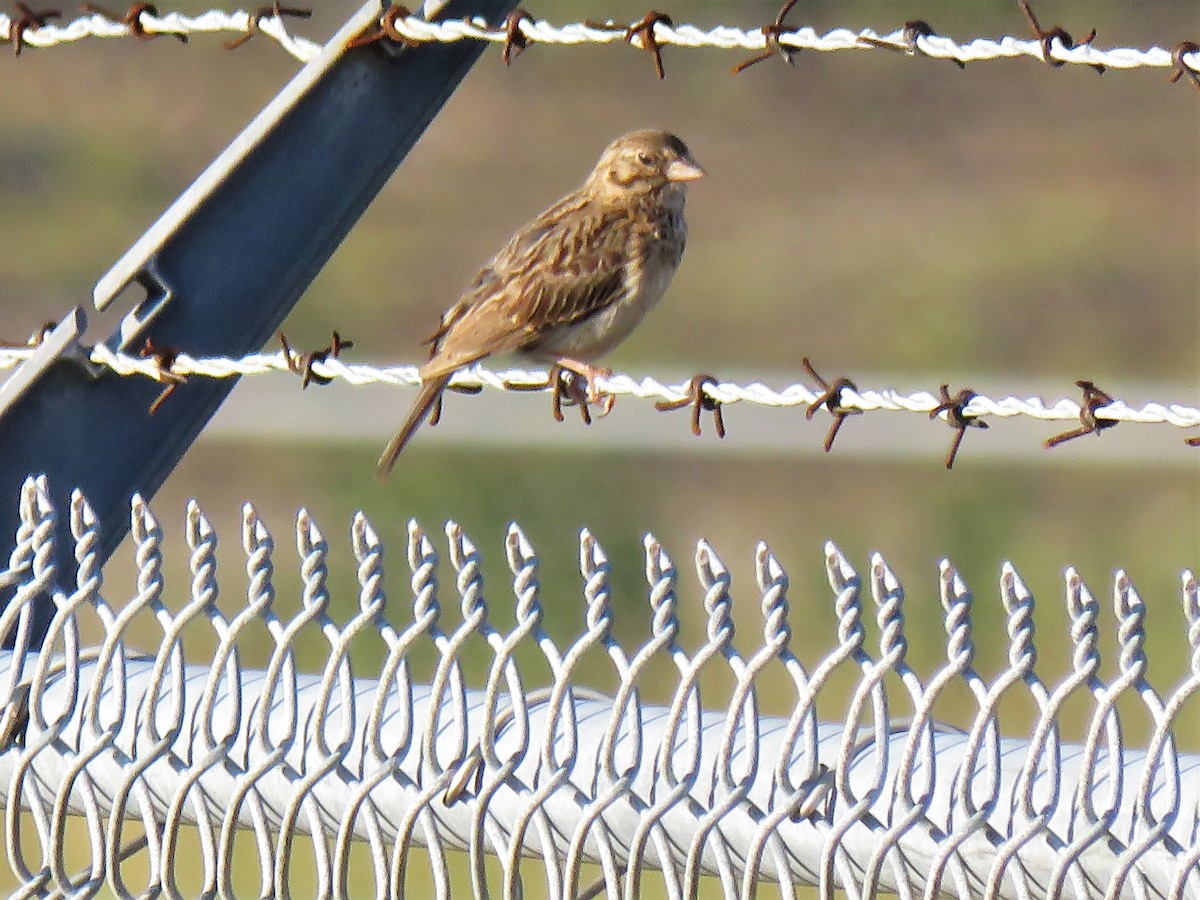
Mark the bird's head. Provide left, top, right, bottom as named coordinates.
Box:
left=588, top=130, right=705, bottom=200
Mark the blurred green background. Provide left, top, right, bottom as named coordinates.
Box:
left=1, top=1, right=1198, bottom=895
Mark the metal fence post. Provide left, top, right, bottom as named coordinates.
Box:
left=0, top=0, right=518, bottom=643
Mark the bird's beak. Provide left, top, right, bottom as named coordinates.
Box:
left=666, top=158, right=706, bottom=182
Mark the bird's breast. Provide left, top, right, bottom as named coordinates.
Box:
left=533, top=200, right=687, bottom=362
left=637, top=203, right=687, bottom=301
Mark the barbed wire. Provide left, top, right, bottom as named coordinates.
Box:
left=3, top=337, right=1198, bottom=464
left=3, top=2, right=1198, bottom=87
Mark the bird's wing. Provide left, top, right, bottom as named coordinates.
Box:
left=421, top=300, right=467, bottom=348
left=513, top=207, right=630, bottom=332
left=422, top=199, right=633, bottom=379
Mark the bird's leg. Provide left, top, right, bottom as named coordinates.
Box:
left=551, top=357, right=615, bottom=416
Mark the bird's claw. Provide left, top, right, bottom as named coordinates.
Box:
left=549, top=365, right=615, bottom=423
left=584, top=366, right=615, bottom=417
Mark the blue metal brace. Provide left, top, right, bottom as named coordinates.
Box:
left=0, top=0, right=517, bottom=642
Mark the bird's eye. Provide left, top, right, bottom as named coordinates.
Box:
left=637, top=151, right=654, bottom=165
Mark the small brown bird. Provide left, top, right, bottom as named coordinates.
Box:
left=376, top=130, right=705, bottom=478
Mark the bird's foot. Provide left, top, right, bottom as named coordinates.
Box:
left=549, top=365, right=592, bottom=424
left=552, top=358, right=615, bottom=417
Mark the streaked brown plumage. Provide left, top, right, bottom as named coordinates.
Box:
left=377, top=130, right=705, bottom=479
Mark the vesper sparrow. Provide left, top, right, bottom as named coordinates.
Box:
left=377, top=129, right=705, bottom=478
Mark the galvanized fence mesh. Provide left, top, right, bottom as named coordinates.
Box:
left=0, top=476, right=1195, bottom=898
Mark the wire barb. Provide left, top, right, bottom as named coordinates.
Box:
left=1017, top=0, right=1103, bottom=73
left=584, top=9, right=673, bottom=78
left=654, top=372, right=726, bottom=438
left=277, top=330, right=354, bottom=389
left=417, top=330, right=485, bottom=429
left=803, top=357, right=862, bottom=453
left=348, top=3, right=418, bottom=49
left=6, top=2, right=60, bottom=55
left=627, top=10, right=672, bottom=79
left=223, top=0, right=309, bottom=50
left=732, top=0, right=800, bottom=74
left=929, top=383, right=988, bottom=469
left=858, top=19, right=965, bottom=70
left=80, top=2, right=186, bottom=42
left=499, top=7, right=532, bottom=65
left=1044, top=379, right=1119, bottom=449
left=1168, top=40, right=1200, bottom=89
left=137, top=336, right=186, bottom=414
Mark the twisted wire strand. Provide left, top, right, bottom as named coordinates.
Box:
left=1, top=7, right=1196, bottom=75
left=1, top=9, right=322, bottom=58
left=0, top=480, right=1196, bottom=898
left=1, top=345, right=1196, bottom=430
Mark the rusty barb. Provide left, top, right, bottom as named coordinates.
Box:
left=348, top=3, right=420, bottom=50
left=224, top=1, right=310, bottom=51
left=428, top=370, right=484, bottom=431
left=277, top=330, right=353, bottom=390
left=624, top=10, right=673, bottom=79
left=929, top=383, right=988, bottom=470
left=858, top=19, right=965, bottom=70
left=732, top=0, right=801, bottom=74
left=1017, top=0, right=1103, bottom=73
left=1044, top=380, right=1119, bottom=449
left=500, top=7, right=532, bottom=65
left=655, top=373, right=726, bottom=438
left=80, top=3, right=186, bottom=42
left=583, top=9, right=672, bottom=78
left=802, top=357, right=861, bottom=453
left=137, top=336, right=186, bottom=415
left=1169, top=41, right=1200, bottom=90
left=7, top=3, right=60, bottom=56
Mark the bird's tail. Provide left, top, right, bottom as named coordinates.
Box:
left=376, top=374, right=451, bottom=480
